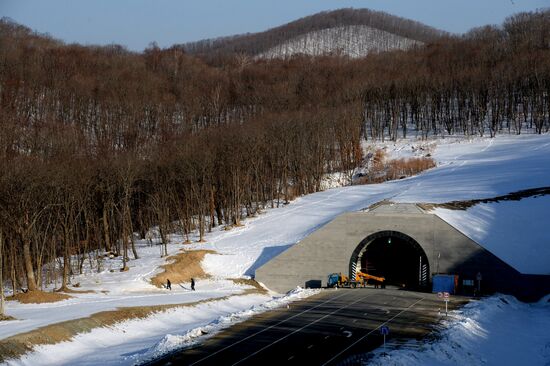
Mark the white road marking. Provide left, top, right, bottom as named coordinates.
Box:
left=321, top=297, right=425, bottom=366
left=232, top=294, right=371, bottom=365
left=188, top=291, right=350, bottom=365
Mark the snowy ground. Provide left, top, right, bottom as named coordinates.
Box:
left=0, top=242, right=253, bottom=340
left=365, top=294, right=550, bottom=366
left=9, top=288, right=320, bottom=366
left=2, top=133, right=550, bottom=365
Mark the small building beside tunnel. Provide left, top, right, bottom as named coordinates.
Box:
left=255, top=203, right=550, bottom=301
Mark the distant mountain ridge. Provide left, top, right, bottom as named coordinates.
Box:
left=182, top=8, right=447, bottom=57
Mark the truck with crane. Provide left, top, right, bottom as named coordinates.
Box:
left=327, top=271, right=385, bottom=288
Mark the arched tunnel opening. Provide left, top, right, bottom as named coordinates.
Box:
left=350, top=231, right=430, bottom=290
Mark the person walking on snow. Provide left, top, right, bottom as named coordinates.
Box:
left=166, top=278, right=171, bottom=290
left=191, top=278, right=195, bottom=291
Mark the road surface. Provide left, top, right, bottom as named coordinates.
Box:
left=146, top=288, right=465, bottom=366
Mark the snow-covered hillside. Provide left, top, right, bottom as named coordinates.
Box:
left=2, top=134, right=550, bottom=365
left=259, top=25, right=421, bottom=59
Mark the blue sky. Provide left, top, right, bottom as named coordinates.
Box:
left=1, top=0, right=548, bottom=51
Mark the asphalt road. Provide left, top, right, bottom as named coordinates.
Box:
left=146, top=288, right=465, bottom=366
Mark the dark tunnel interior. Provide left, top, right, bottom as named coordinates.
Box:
left=360, top=234, right=429, bottom=289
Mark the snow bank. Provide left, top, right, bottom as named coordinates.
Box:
left=140, top=287, right=319, bottom=363
left=0, top=278, right=246, bottom=340
left=365, top=294, right=550, bottom=365
left=7, top=288, right=320, bottom=366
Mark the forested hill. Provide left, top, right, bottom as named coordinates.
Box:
left=181, top=8, right=447, bottom=58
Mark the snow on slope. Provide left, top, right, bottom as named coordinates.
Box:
left=366, top=294, right=550, bottom=366
left=434, top=195, right=550, bottom=275
left=197, top=134, right=550, bottom=278
left=259, top=25, right=421, bottom=59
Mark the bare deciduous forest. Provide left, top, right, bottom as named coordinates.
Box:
left=0, top=9, right=549, bottom=298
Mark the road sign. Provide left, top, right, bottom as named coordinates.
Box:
left=437, top=292, right=443, bottom=299
left=380, top=325, right=390, bottom=352
left=476, top=272, right=482, bottom=293
left=442, top=292, right=450, bottom=316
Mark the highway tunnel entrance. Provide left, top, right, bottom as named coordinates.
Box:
left=350, top=231, right=429, bottom=290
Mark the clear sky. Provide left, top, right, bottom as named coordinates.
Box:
left=1, top=0, right=548, bottom=51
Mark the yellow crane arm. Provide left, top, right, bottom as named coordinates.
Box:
left=356, top=271, right=385, bottom=283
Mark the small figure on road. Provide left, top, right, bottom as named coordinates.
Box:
left=191, top=278, right=195, bottom=291
left=166, top=278, right=171, bottom=290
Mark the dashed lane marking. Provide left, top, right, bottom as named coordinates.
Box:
left=232, top=293, right=372, bottom=366
left=320, top=297, right=425, bottom=366
left=188, top=291, right=350, bottom=366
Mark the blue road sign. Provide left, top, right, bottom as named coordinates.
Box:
left=380, top=326, right=390, bottom=335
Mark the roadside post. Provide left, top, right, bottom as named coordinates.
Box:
left=476, top=272, right=482, bottom=294
left=443, top=292, right=450, bottom=316
left=380, top=325, right=390, bottom=352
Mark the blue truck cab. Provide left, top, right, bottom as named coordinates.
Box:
left=327, top=273, right=340, bottom=288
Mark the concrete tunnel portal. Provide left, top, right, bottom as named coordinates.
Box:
left=350, top=231, right=430, bottom=289
left=255, top=203, right=550, bottom=301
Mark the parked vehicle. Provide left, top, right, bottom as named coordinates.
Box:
left=327, top=272, right=385, bottom=288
